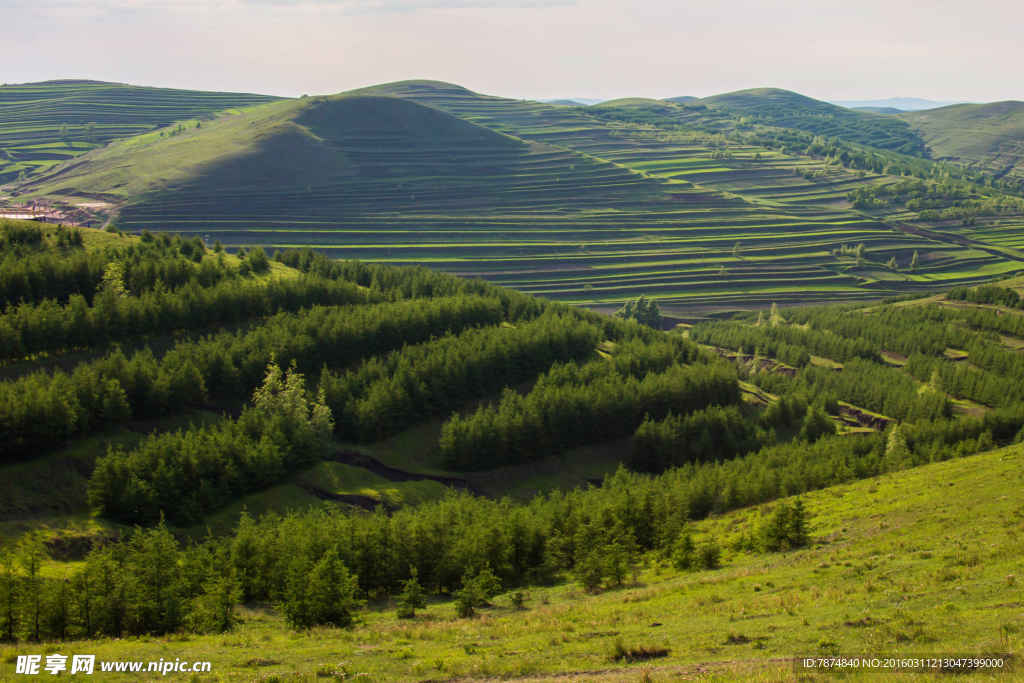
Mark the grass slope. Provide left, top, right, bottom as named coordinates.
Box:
left=901, top=101, right=1024, bottom=181
left=0, top=80, right=281, bottom=182
left=696, top=88, right=925, bottom=154
left=2, top=438, right=1019, bottom=682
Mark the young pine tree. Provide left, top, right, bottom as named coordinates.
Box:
left=306, top=547, right=361, bottom=628
left=603, top=543, right=628, bottom=587
left=0, top=551, right=19, bottom=642
left=788, top=499, right=809, bottom=547
left=396, top=568, right=428, bottom=619
left=572, top=552, right=605, bottom=593
left=671, top=529, right=696, bottom=570
left=191, top=565, right=242, bottom=634
left=453, top=566, right=501, bottom=619
left=18, top=537, right=47, bottom=642
left=698, top=537, right=721, bottom=569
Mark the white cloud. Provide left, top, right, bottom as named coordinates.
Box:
left=6, top=0, right=574, bottom=16
left=242, top=0, right=574, bottom=8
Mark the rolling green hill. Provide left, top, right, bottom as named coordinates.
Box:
left=853, top=106, right=903, bottom=114
left=901, top=101, right=1024, bottom=180
left=8, top=80, right=1024, bottom=315
left=695, top=88, right=926, bottom=154
left=0, top=79, right=282, bottom=182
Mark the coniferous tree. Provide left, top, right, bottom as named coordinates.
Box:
left=18, top=538, right=47, bottom=642
left=283, top=555, right=312, bottom=629
left=671, top=529, right=696, bottom=570
left=191, top=568, right=241, bottom=634
left=305, top=548, right=360, bottom=628
left=884, top=424, right=911, bottom=470
left=788, top=499, right=809, bottom=547
left=603, top=543, right=628, bottom=586
left=0, top=551, right=18, bottom=642
left=396, top=568, right=428, bottom=619
left=698, top=537, right=721, bottom=569
left=613, top=296, right=662, bottom=329
left=248, top=247, right=270, bottom=273
left=573, top=552, right=604, bottom=593
left=454, top=565, right=502, bottom=617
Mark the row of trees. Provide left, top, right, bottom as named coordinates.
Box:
left=905, top=351, right=1024, bottom=408
left=783, top=303, right=998, bottom=358
left=0, top=232, right=228, bottom=310
left=629, top=406, right=771, bottom=472
left=0, top=273, right=369, bottom=363
left=273, top=249, right=549, bottom=323
left=440, top=354, right=739, bottom=469
left=89, top=361, right=333, bottom=525
left=0, top=523, right=240, bottom=643
left=0, top=296, right=504, bottom=463
left=753, top=359, right=952, bottom=423
left=85, top=315, right=708, bottom=522
left=689, top=317, right=880, bottom=365
left=320, top=309, right=606, bottom=442
left=947, top=284, right=1022, bottom=309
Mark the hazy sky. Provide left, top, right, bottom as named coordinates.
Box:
left=2, top=0, right=1020, bottom=103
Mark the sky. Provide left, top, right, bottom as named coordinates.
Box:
left=1, top=0, right=1020, bottom=103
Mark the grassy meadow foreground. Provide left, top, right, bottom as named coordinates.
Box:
left=2, top=443, right=1021, bottom=682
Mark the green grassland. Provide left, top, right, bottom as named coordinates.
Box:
left=693, top=88, right=925, bottom=154
left=0, top=80, right=281, bottom=182
left=2, top=438, right=1020, bottom=682
left=900, top=101, right=1024, bottom=182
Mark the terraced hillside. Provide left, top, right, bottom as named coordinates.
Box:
left=12, top=80, right=1024, bottom=314
left=358, top=82, right=1022, bottom=311
left=0, top=79, right=281, bottom=182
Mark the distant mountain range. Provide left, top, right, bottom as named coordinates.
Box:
left=542, top=96, right=972, bottom=112
left=539, top=98, right=605, bottom=106
left=829, top=97, right=972, bottom=111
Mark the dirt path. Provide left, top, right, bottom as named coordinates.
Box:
left=324, top=448, right=489, bottom=497
left=423, top=657, right=794, bottom=682
left=299, top=485, right=397, bottom=512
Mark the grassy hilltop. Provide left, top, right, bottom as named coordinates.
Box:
left=900, top=101, right=1024, bottom=176
left=0, top=80, right=281, bottom=183
left=7, top=80, right=1024, bottom=315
